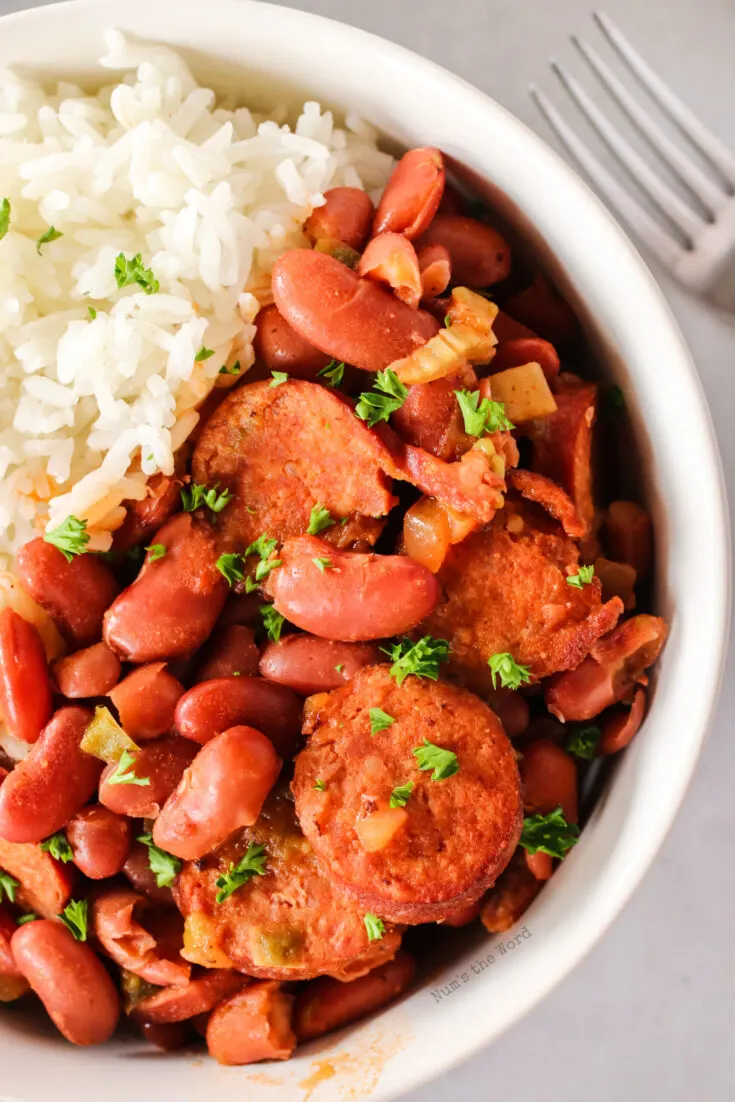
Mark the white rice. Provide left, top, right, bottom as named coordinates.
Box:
left=0, top=30, right=394, bottom=565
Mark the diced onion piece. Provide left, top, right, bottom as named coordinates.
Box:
left=182, top=914, right=238, bottom=970
left=403, top=498, right=451, bottom=573
left=486, top=362, right=557, bottom=422
left=354, top=808, right=408, bottom=853
left=0, top=572, right=66, bottom=661
left=443, top=504, right=479, bottom=544
left=594, top=556, right=637, bottom=611
left=472, top=436, right=507, bottom=478
left=392, top=287, right=499, bottom=385
left=80, top=705, right=140, bottom=764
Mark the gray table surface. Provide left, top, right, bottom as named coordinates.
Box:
left=3, top=0, right=734, bottom=1099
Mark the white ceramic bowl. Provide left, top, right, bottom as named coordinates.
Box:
left=0, top=1, right=729, bottom=1099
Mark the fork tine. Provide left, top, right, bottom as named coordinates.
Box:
left=594, top=11, right=735, bottom=189
left=572, top=34, right=725, bottom=217
left=530, top=85, right=685, bottom=269
left=550, top=59, right=704, bottom=242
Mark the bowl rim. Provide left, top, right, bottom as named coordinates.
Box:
left=0, top=0, right=730, bottom=1098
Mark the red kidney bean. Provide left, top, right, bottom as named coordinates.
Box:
left=600, top=687, right=647, bottom=756
left=492, top=310, right=536, bottom=343
left=0, top=707, right=99, bottom=843
left=604, top=501, right=652, bottom=577
left=521, top=739, right=578, bottom=824
left=253, top=305, right=331, bottom=379
left=104, top=514, right=228, bottom=663
left=525, top=849, right=554, bottom=880
left=99, top=736, right=197, bottom=820
left=391, top=368, right=474, bottom=461
left=374, top=148, right=445, bottom=239
left=137, top=1019, right=191, bottom=1050
left=132, top=970, right=245, bottom=1024
left=359, top=233, right=422, bottom=308
left=504, top=275, right=578, bottom=345
left=52, top=642, right=121, bottom=699
left=546, top=615, right=667, bottom=723
left=153, top=725, right=281, bottom=860
left=218, top=592, right=264, bottom=630
left=90, top=886, right=189, bottom=987
left=491, top=337, right=560, bottom=382
left=16, top=539, right=119, bottom=648
left=417, top=242, right=452, bottom=299
left=418, top=215, right=511, bottom=287
left=437, top=182, right=465, bottom=215
left=271, top=250, right=438, bottom=373
left=0, top=608, right=52, bottom=744
left=12, top=920, right=120, bottom=1044
left=259, top=636, right=381, bottom=695
left=66, top=805, right=131, bottom=880
left=112, top=473, right=182, bottom=553
left=264, top=535, right=439, bottom=642
left=194, top=625, right=260, bottom=682
left=0, top=838, right=75, bottom=917
left=109, top=663, right=185, bottom=741
left=123, top=841, right=173, bottom=904
left=480, top=855, right=542, bottom=933
left=206, top=982, right=295, bottom=1066
left=305, top=187, right=375, bottom=251
left=489, top=688, right=530, bottom=739
left=440, top=901, right=481, bottom=928
left=0, top=907, right=25, bottom=981
left=294, top=953, right=415, bottom=1042
left=174, top=677, right=302, bottom=757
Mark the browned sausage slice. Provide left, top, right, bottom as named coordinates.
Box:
left=174, top=786, right=401, bottom=982
left=292, top=666, right=522, bottom=924
left=192, top=379, right=397, bottom=550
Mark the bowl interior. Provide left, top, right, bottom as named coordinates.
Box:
left=0, top=2, right=729, bottom=1101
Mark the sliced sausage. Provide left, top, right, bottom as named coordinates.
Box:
left=0, top=707, right=100, bottom=843
left=52, top=642, right=121, bottom=699
left=417, top=215, right=511, bottom=287
left=294, top=952, right=415, bottom=1042
left=174, top=678, right=302, bottom=757
left=0, top=838, right=75, bottom=917
left=99, top=736, right=197, bottom=820
left=260, top=636, right=381, bottom=695
left=271, top=251, right=438, bottom=373
left=109, top=663, right=185, bottom=741
left=206, top=981, right=295, bottom=1066
left=421, top=503, right=623, bottom=692
left=16, top=539, right=119, bottom=648
left=192, top=378, right=396, bottom=551
left=66, top=805, right=131, bottom=879
left=103, top=514, right=228, bottom=663
left=90, top=886, right=190, bottom=987
left=153, top=725, right=281, bottom=860
left=11, top=920, right=120, bottom=1045
left=264, top=535, right=439, bottom=642
left=373, top=148, right=445, bottom=239
left=174, top=785, right=401, bottom=981
left=0, top=608, right=52, bottom=743
left=293, top=666, right=522, bottom=923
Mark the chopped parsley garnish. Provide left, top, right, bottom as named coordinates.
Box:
left=413, top=739, right=459, bottom=781
left=219, top=360, right=241, bottom=375
left=260, top=603, right=285, bottom=643
left=364, top=913, right=386, bottom=941
left=389, top=781, right=414, bottom=808
left=16, top=913, right=37, bottom=926
left=137, top=833, right=182, bottom=888
left=114, top=252, right=159, bottom=295
left=335, top=664, right=345, bottom=675
left=36, top=226, right=63, bottom=254
left=383, top=635, right=450, bottom=686
left=566, top=565, right=595, bottom=589
left=244, top=533, right=278, bottom=561
left=0, top=198, right=10, bottom=240
left=487, top=652, right=532, bottom=691
left=44, top=515, right=89, bottom=562
left=215, top=843, right=267, bottom=903
left=216, top=552, right=246, bottom=586
left=194, top=346, right=215, bottom=362
left=565, top=724, right=602, bottom=761
left=87, top=305, right=97, bottom=320
left=59, top=898, right=88, bottom=942
left=444, top=314, right=452, bottom=327
left=519, top=807, right=579, bottom=859
left=145, top=543, right=167, bottom=562
left=0, top=870, right=19, bottom=904
left=107, top=749, right=151, bottom=787
left=318, top=360, right=345, bottom=388
left=270, top=371, right=289, bottom=387
left=369, top=708, right=395, bottom=736
left=307, top=503, right=335, bottom=536
left=180, top=482, right=233, bottom=514
left=312, top=556, right=332, bottom=573
left=455, top=389, right=514, bottom=435
left=39, top=832, right=73, bottom=863
left=355, top=369, right=408, bottom=427
left=255, top=556, right=281, bottom=582
left=313, top=779, right=327, bottom=792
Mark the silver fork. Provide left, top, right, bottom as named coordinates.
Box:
left=531, top=12, right=735, bottom=312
